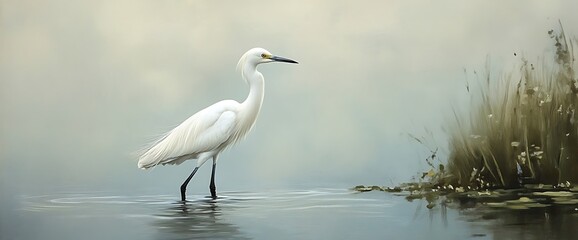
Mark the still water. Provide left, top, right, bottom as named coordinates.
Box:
left=3, top=188, right=467, bottom=239
left=5, top=187, right=578, bottom=240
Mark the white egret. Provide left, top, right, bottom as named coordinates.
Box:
left=138, top=48, right=298, bottom=201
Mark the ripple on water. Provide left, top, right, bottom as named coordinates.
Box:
left=21, top=188, right=396, bottom=218
left=18, top=188, right=403, bottom=239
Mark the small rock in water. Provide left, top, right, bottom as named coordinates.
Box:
left=353, top=185, right=372, bottom=192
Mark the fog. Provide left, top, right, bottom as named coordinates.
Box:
left=2, top=0, right=578, bottom=197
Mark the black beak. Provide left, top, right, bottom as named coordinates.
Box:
left=270, top=55, right=299, bottom=64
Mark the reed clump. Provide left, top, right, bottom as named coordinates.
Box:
left=446, top=27, right=578, bottom=189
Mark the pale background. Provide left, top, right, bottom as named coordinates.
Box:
left=2, top=0, right=578, bottom=198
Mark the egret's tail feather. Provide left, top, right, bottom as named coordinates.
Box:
left=138, top=152, right=193, bottom=170
left=137, top=154, right=158, bottom=169
left=137, top=159, right=154, bottom=169
left=137, top=130, right=175, bottom=169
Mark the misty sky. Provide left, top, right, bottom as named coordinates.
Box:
left=2, top=0, right=578, bottom=195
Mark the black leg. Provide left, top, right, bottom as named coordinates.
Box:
left=209, top=161, right=217, bottom=199
left=180, top=167, right=199, bottom=202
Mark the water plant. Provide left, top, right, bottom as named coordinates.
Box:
left=446, top=25, right=578, bottom=189
left=354, top=26, right=578, bottom=234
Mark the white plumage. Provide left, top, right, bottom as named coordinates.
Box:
left=137, top=100, right=241, bottom=169
left=137, top=48, right=298, bottom=201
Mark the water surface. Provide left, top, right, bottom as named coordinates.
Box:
left=5, top=188, right=488, bottom=240
left=4, top=186, right=578, bottom=239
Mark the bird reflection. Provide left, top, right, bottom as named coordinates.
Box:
left=153, top=197, right=249, bottom=240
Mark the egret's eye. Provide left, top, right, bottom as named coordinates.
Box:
left=261, top=53, right=267, bottom=58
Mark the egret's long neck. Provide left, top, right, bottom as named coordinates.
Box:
left=241, top=64, right=264, bottom=122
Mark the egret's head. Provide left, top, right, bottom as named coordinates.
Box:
left=237, top=48, right=298, bottom=71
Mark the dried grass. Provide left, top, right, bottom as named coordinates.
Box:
left=447, top=24, right=578, bottom=188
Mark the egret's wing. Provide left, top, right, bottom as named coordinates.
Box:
left=138, top=100, right=239, bottom=169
